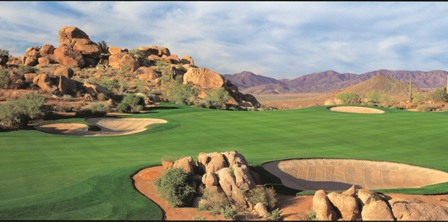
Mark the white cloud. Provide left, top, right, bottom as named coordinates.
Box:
left=1, top=2, right=448, bottom=78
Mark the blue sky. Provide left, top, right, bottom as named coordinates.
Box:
left=1, top=1, right=448, bottom=79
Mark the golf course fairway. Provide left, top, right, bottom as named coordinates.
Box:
left=0, top=104, right=447, bottom=220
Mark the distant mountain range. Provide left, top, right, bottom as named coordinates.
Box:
left=223, top=70, right=448, bottom=94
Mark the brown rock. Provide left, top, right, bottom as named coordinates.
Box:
left=243, top=93, right=261, bottom=108
left=205, top=152, right=228, bottom=173
left=216, top=167, right=246, bottom=208
left=23, top=73, right=37, bottom=83
left=135, top=67, right=159, bottom=82
left=140, top=45, right=171, bottom=57
left=58, top=76, right=78, bottom=96
left=201, top=172, right=218, bottom=187
left=342, top=185, right=357, bottom=197
left=173, top=156, right=195, bottom=175
left=54, top=44, right=85, bottom=67
left=40, top=44, right=55, bottom=56
left=162, top=54, right=180, bottom=64
left=181, top=55, right=194, bottom=65
left=22, top=46, right=40, bottom=66
left=54, top=66, right=74, bottom=78
left=362, top=197, right=395, bottom=221
left=327, top=192, right=361, bottom=221
left=108, top=46, right=122, bottom=55
left=254, top=202, right=269, bottom=218
left=222, top=150, right=248, bottom=168
left=313, top=189, right=339, bottom=221
left=38, top=57, right=51, bottom=66
left=233, top=164, right=255, bottom=191
left=33, top=73, right=56, bottom=92
left=390, top=199, right=448, bottom=221
left=197, top=152, right=211, bottom=173
left=108, top=53, right=139, bottom=72
left=162, top=160, right=173, bottom=169
left=357, top=189, right=374, bottom=205
left=183, top=67, right=225, bottom=89
left=83, top=81, right=111, bottom=97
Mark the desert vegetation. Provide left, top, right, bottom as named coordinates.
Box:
left=0, top=92, right=46, bottom=130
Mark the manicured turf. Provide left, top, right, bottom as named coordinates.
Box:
left=0, top=104, right=447, bottom=219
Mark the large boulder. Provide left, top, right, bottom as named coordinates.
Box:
left=108, top=46, right=123, bottom=55
left=390, top=199, right=448, bottom=221
left=342, top=185, right=357, bottom=197
left=173, top=156, right=196, bottom=175
left=243, top=93, right=261, bottom=108
left=83, top=81, right=112, bottom=97
left=233, top=164, right=255, bottom=191
left=55, top=26, right=101, bottom=67
left=108, top=53, right=139, bottom=72
left=40, top=44, right=55, bottom=56
left=183, top=67, right=225, bottom=89
left=206, top=152, right=228, bottom=173
left=33, top=73, right=56, bottom=92
left=58, top=76, right=78, bottom=96
left=181, top=55, right=194, bottom=65
left=222, top=151, right=248, bottom=168
left=135, top=67, right=160, bottom=82
left=216, top=167, right=246, bottom=208
left=22, top=47, right=40, bottom=66
left=54, top=66, right=74, bottom=78
left=139, top=45, right=171, bottom=57
left=362, top=197, right=395, bottom=221
left=162, top=54, right=180, bottom=64
left=313, top=190, right=339, bottom=221
left=201, top=172, right=218, bottom=187
left=327, top=192, right=361, bottom=221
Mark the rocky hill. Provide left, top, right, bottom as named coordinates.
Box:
left=223, top=71, right=285, bottom=90
left=0, top=26, right=261, bottom=110
left=225, top=69, right=448, bottom=94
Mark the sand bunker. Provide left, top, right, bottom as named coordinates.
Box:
left=36, top=118, right=167, bottom=136
left=329, top=106, right=384, bottom=114
left=262, top=159, right=448, bottom=190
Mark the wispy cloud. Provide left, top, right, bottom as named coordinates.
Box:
left=1, top=2, right=448, bottom=79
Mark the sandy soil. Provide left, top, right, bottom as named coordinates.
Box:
left=329, top=106, right=385, bottom=114
left=262, top=159, right=448, bottom=190
left=133, top=165, right=448, bottom=221
left=35, top=118, right=167, bottom=136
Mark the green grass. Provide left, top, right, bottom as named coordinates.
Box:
left=1, top=103, right=447, bottom=219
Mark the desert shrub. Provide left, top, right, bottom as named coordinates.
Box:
left=97, top=40, right=108, bottom=54
left=75, top=103, right=109, bottom=117
left=430, top=88, right=448, bottom=102
left=364, top=91, right=381, bottom=104
left=154, top=168, right=195, bottom=207
left=412, top=92, right=427, bottom=104
left=198, top=188, right=231, bottom=216
left=164, top=78, right=198, bottom=105
left=307, top=209, right=316, bottom=220
left=220, top=204, right=237, bottom=219
left=17, top=65, right=38, bottom=75
left=0, top=92, right=46, bottom=130
left=416, top=104, right=433, bottom=112
left=0, top=68, right=11, bottom=89
left=192, top=215, right=206, bottom=220
left=99, top=76, right=119, bottom=92
left=336, top=92, right=361, bottom=104
left=246, top=186, right=277, bottom=210
left=0, top=49, right=9, bottom=56
left=117, top=94, right=144, bottom=113
left=205, top=87, right=230, bottom=109
left=267, top=208, right=281, bottom=221
left=129, top=48, right=143, bottom=57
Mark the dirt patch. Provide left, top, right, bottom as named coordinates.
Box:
left=262, top=159, right=448, bottom=190
left=35, top=118, right=167, bottom=136
left=329, top=106, right=385, bottom=114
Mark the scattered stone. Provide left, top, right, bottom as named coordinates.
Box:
left=390, top=199, right=448, bottom=221
left=313, top=189, right=339, bottom=221
left=327, top=192, right=361, bottom=221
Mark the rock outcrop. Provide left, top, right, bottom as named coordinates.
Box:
left=312, top=189, right=339, bottom=221
left=183, top=67, right=225, bottom=89
left=327, top=192, right=361, bottom=221
left=390, top=199, right=448, bottom=221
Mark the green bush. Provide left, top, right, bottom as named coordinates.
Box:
left=220, top=204, right=237, bottom=219
left=76, top=103, right=109, bottom=117
left=247, top=186, right=277, bottom=210
left=336, top=92, right=361, bottom=104
left=17, top=65, right=38, bottom=75
left=129, top=48, right=143, bottom=57
left=430, top=88, right=448, bottom=102
left=0, top=92, right=46, bottom=130
left=267, top=208, right=281, bottom=221
left=0, top=49, right=9, bottom=56
left=0, top=68, right=11, bottom=89
left=307, top=209, right=317, bottom=220
left=205, top=87, right=230, bottom=109
left=97, top=40, right=108, bottom=54
left=99, top=76, right=119, bottom=92
left=153, top=168, right=195, bottom=207
left=117, top=94, right=144, bottom=113
left=198, top=187, right=231, bottom=216
left=164, top=78, right=198, bottom=105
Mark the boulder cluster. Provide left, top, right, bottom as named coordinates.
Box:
left=3, top=26, right=261, bottom=109
left=163, top=151, right=272, bottom=218
left=313, top=186, right=448, bottom=221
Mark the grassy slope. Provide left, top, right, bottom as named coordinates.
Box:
left=0, top=104, right=447, bottom=219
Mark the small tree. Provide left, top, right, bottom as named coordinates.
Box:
left=117, top=94, right=144, bottom=113
left=97, top=40, right=108, bottom=54
left=336, top=92, right=361, bottom=104
left=0, top=68, right=11, bottom=89
left=430, top=88, right=448, bottom=102
left=0, top=92, right=46, bottom=130
left=205, top=87, right=230, bottom=109
left=164, top=77, right=198, bottom=105
left=154, top=168, right=195, bottom=207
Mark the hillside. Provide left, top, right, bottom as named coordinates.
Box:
left=222, top=71, right=285, bottom=90
left=228, top=69, right=448, bottom=94
left=334, top=74, right=412, bottom=97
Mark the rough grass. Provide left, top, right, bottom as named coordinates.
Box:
left=1, top=103, right=447, bottom=219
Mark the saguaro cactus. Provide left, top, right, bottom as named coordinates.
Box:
left=409, top=79, right=413, bottom=102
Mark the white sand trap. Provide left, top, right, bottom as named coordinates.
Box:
left=329, top=106, right=384, bottom=114
left=262, top=159, right=448, bottom=191
left=36, top=118, right=167, bottom=136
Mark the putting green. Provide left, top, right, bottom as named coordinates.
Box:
left=0, top=104, right=447, bottom=220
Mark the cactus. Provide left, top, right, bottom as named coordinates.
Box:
left=446, top=77, right=448, bottom=95
left=409, top=79, right=413, bottom=102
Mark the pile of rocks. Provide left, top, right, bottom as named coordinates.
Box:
left=164, top=151, right=272, bottom=218
left=313, top=186, right=448, bottom=221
